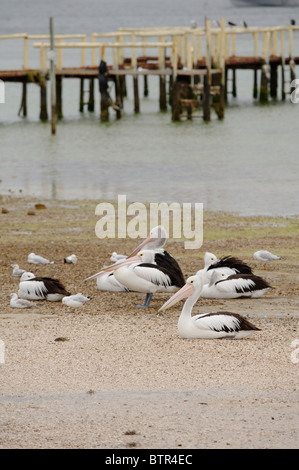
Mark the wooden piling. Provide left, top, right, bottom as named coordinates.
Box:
left=133, top=75, right=140, bottom=113
left=159, top=75, right=167, bottom=111
left=39, top=72, right=48, bottom=121
left=232, top=69, right=237, bottom=97
left=203, top=74, right=211, bottom=122
left=259, top=62, right=269, bottom=103
left=79, top=78, right=84, bottom=112
left=143, top=75, right=149, bottom=97
left=171, top=80, right=182, bottom=121
left=114, top=76, right=122, bottom=119
left=88, top=78, right=95, bottom=112
left=56, top=75, right=63, bottom=119
left=253, top=69, right=258, bottom=99
left=270, top=63, right=278, bottom=98
left=18, top=80, right=27, bottom=117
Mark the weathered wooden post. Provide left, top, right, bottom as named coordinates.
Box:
left=49, top=17, right=56, bottom=134
left=143, top=75, right=149, bottom=97
left=171, top=80, right=182, bottom=121
left=55, top=75, right=63, bottom=119
left=259, top=62, right=269, bottom=102
left=88, top=78, right=95, bottom=112
left=253, top=69, right=258, bottom=99
left=114, top=75, right=122, bottom=119
left=133, top=75, right=140, bottom=113
left=203, top=73, right=211, bottom=122
left=270, top=63, right=278, bottom=98
left=79, top=78, right=84, bottom=112
left=18, top=80, right=27, bottom=117
left=159, top=75, right=167, bottom=111
left=99, top=59, right=110, bottom=121
left=39, top=71, right=48, bottom=121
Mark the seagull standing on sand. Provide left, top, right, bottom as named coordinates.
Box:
left=64, top=254, right=78, bottom=264
left=18, top=272, right=70, bottom=301
left=62, top=294, right=91, bottom=308
left=159, top=274, right=261, bottom=339
left=10, top=293, right=35, bottom=309
left=27, top=253, right=54, bottom=265
left=253, top=250, right=281, bottom=269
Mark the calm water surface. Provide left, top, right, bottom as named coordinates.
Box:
left=0, top=0, right=299, bottom=216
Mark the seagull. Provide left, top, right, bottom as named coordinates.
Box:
left=10, top=293, right=35, bottom=309
left=110, top=252, right=127, bottom=263
left=27, top=253, right=54, bottom=265
left=18, top=272, right=70, bottom=301
left=200, top=268, right=272, bottom=299
left=11, top=264, right=26, bottom=277
left=64, top=254, right=78, bottom=264
left=87, top=249, right=185, bottom=308
left=158, top=274, right=261, bottom=340
left=62, top=294, right=91, bottom=308
left=253, top=250, right=281, bottom=270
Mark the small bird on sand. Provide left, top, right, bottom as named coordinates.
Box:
left=110, top=252, right=127, bottom=263
left=10, top=293, right=35, bottom=309
left=253, top=250, right=281, bottom=269
left=28, top=253, right=54, bottom=265
left=62, top=293, right=91, bottom=308
left=11, top=264, right=26, bottom=277
left=64, top=254, right=78, bottom=264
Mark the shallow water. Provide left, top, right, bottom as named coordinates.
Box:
left=1, top=0, right=299, bottom=216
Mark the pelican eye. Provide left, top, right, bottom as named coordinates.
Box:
left=190, top=280, right=194, bottom=284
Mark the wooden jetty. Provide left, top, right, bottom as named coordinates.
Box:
left=0, top=19, right=298, bottom=123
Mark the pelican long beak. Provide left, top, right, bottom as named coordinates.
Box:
left=158, top=283, right=194, bottom=312
left=85, top=255, right=141, bottom=281
left=127, top=236, right=155, bottom=258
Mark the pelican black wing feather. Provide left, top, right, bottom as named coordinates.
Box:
left=154, top=251, right=185, bottom=287
left=202, top=312, right=261, bottom=332
left=28, top=277, right=70, bottom=296
left=207, top=255, right=253, bottom=274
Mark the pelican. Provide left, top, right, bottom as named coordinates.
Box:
left=95, top=225, right=184, bottom=298
left=18, top=272, right=70, bottom=301
left=11, top=264, right=26, bottom=277
left=197, top=254, right=254, bottom=284
left=64, top=254, right=78, bottom=264
left=200, top=268, right=272, bottom=299
left=27, top=252, right=54, bottom=265
left=159, top=274, right=261, bottom=339
left=87, top=249, right=185, bottom=308
left=10, top=293, right=35, bottom=309
left=253, top=250, right=281, bottom=269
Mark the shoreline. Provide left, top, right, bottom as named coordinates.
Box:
left=0, top=197, right=298, bottom=449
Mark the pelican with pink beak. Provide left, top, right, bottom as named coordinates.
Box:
left=85, top=249, right=185, bottom=308
left=158, top=273, right=261, bottom=339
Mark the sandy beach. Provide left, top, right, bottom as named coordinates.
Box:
left=0, top=197, right=298, bottom=449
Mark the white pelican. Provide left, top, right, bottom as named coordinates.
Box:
left=62, top=293, right=91, bottom=308
left=253, top=250, right=281, bottom=269
left=87, top=249, right=185, bottom=308
left=11, top=264, right=26, bottom=277
left=159, top=274, right=261, bottom=339
left=10, top=293, right=35, bottom=309
left=64, top=254, right=78, bottom=264
left=200, top=268, right=272, bottom=299
left=95, top=225, right=184, bottom=297
left=197, top=255, right=254, bottom=284
left=27, top=253, right=54, bottom=265
left=18, top=272, right=70, bottom=301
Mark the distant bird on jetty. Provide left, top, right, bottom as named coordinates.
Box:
left=200, top=268, right=272, bottom=299
left=62, top=293, right=91, bottom=309
left=18, top=272, right=70, bottom=301
left=158, top=274, right=261, bottom=339
left=253, top=250, right=281, bottom=269
left=28, top=252, right=54, bottom=265
left=11, top=264, right=26, bottom=277
left=10, top=293, right=35, bottom=309
left=87, top=249, right=185, bottom=308
left=64, top=254, right=78, bottom=264
left=291, top=19, right=296, bottom=26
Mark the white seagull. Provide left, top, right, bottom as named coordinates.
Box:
left=64, top=254, right=78, bottom=264
left=87, top=249, right=185, bottom=308
left=159, top=274, right=261, bottom=339
left=200, top=268, right=272, bottom=299
left=18, top=272, right=70, bottom=301
left=27, top=253, right=54, bottom=265
left=253, top=250, right=281, bottom=269
left=62, top=293, right=91, bottom=308
left=10, top=293, right=35, bottom=309
left=11, top=264, right=26, bottom=277
left=110, top=252, right=127, bottom=263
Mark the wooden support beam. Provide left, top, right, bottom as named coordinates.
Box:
left=259, top=62, right=269, bottom=102
left=133, top=75, right=140, bottom=113
left=79, top=77, right=84, bottom=112
left=159, top=75, right=167, bottom=111
left=39, top=72, right=48, bottom=121
left=56, top=75, right=63, bottom=118
left=203, top=74, right=211, bottom=122
left=18, top=80, right=27, bottom=117
left=88, top=78, right=95, bottom=112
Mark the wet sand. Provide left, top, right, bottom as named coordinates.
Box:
left=0, top=197, right=298, bottom=449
